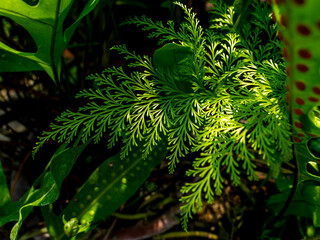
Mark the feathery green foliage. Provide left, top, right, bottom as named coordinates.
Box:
left=33, top=0, right=292, bottom=230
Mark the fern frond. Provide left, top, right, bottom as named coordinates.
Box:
left=34, top=0, right=292, bottom=231
left=122, top=15, right=189, bottom=45
left=209, top=0, right=235, bottom=31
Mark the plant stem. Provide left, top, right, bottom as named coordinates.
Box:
left=111, top=212, right=154, bottom=220
left=262, top=154, right=298, bottom=232
left=19, top=227, right=48, bottom=240
left=155, top=231, right=219, bottom=239
left=51, top=0, right=62, bottom=92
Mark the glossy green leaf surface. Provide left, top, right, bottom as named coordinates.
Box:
left=0, top=0, right=100, bottom=82
left=0, top=141, right=89, bottom=240
left=50, top=140, right=168, bottom=239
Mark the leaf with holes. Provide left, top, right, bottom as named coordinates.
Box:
left=0, top=0, right=100, bottom=83
left=270, top=0, right=320, bottom=228
left=0, top=141, right=90, bottom=240
left=271, top=0, right=320, bottom=183
left=45, top=140, right=168, bottom=240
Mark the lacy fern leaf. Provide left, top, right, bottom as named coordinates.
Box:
left=34, top=0, right=292, bottom=230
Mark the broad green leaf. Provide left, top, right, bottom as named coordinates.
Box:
left=0, top=159, right=12, bottom=209
left=295, top=145, right=320, bottom=183
left=153, top=43, right=193, bottom=69
left=0, top=0, right=100, bottom=83
left=0, top=160, right=17, bottom=229
left=50, top=140, right=168, bottom=239
left=153, top=43, right=194, bottom=92
left=271, top=0, right=320, bottom=182
left=304, top=184, right=320, bottom=226
left=307, top=138, right=320, bottom=158
left=0, top=141, right=90, bottom=240
left=161, top=0, right=182, bottom=18
left=269, top=0, right=320, bottom=222
left=232, top=0, right=253, bottom=30
left=41, top=205, right=63, bottom=240
left=268, top=181, right=320, bottom=227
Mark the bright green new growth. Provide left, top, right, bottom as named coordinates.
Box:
left=34, top=0, right=292, bottom=230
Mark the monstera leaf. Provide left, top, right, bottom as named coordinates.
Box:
left=270, top=0, right=320, bottom=227
left=0, top=0, right=100, bottom=83
left=271, top=0, right=320, bottom=182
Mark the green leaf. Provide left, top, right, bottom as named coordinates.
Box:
left=271, top=0, right=320, bottom=183
left=41, top=205, right=64, bottom=240
left=307, top=138, right=320, bottom=158
left=161, top=0, right=182, bottom=18
left=153, top=43, right=193, bottom=69
left=232, top=0, right=254, bottom=30
left=51, top=139, right=168, bottom=239
left=153, top=42, right=194, bottom=92
left=0, top=0, right=100, bottom=83
left=0, top=159, right=12, bottom=210
left=304, top=184, right=320, bottom=227
left=268, top=181, right=320, bottom=227
left=0, top=141, right=90, bottom=240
